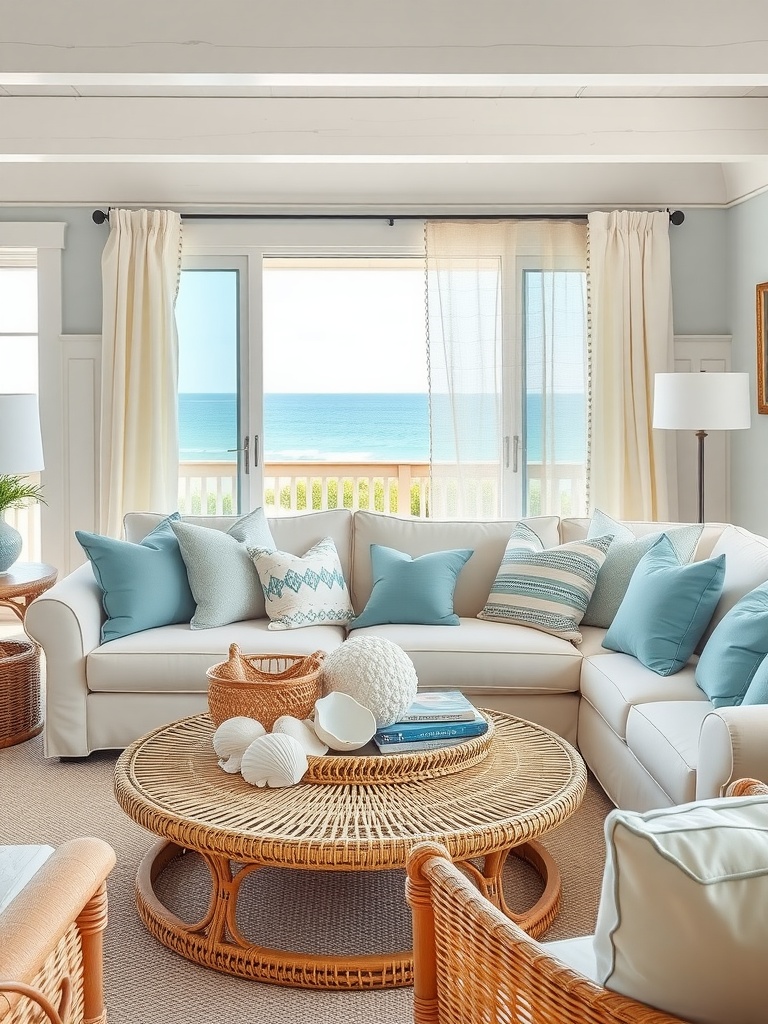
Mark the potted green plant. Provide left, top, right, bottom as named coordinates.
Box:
left=0, top=474, right=46, bottom=573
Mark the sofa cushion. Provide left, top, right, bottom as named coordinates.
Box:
left=76, top=514, right=197, bottom=643
left=603, top=535, right=725, bottom=675
left=478, top=534, right=612, bottom=642
left=580, top=652, right=706, bottom=740
left=350, top=617, right=584, bottom=694
left=172, top=508, right=275, bottom=629
left=594, top=794, right=768, bottom=1024
left=0, top=845, right=55, bottom=914
left=698, top=524, right=768, bottom=649
left=249, top=536, right=354, bottom=630
left=86, top=620, right=347, bottom=693
left=624, top=701, right=713, bottom=805
left=695, top=581, right=768, bottom=708
left=350, top=544, right=473, bottom=628
left=582, top=509, right=702, bottom=628
left=351, top=511, right=560, bottom=617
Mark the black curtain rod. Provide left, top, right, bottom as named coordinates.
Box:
left=92, top=208, right=685, bottom=226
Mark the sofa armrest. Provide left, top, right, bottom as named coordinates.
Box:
left=24, top=563, right=104, bottom=758
left=696, top=705, right=768, bottom=799
left=0, top=837, right=115, bottom=1023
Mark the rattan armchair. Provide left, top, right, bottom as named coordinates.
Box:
left=405, top=779, right=768, bottom=1024
left=0, top=837, right=116, bottom=1024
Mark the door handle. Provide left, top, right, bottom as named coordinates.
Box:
left=253, top=434, right=260, bottom=469
left=512, top=435, right=520, bottom=474
left=227, top=435, right=250, bottom=474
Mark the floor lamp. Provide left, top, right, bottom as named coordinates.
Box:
left=653, top=372, right=751, bottom=524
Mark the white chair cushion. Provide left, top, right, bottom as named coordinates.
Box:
left=594, top=794, right=768, bottom=1024
left=544, top=935, right=600, bottom=981
left=0, top=845, right=54, bottom=913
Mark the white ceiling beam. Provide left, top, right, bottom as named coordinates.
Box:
left=1, top=0, right=767, bottom=76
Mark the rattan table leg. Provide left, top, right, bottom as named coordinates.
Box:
left=456, top=839, right=561, bottom=939
left=135, top=840, right=414, bottom=990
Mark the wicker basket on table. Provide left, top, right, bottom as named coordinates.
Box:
left=206, top=644, right=325, bottom=729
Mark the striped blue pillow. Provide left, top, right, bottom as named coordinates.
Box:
left=478, top=532, right=613, bottom=642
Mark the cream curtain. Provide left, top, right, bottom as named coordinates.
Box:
left=100, top=209, right=182, bottom=537
left=587, top=211, right=675, bottom=521
left=425, top=219, right=587, bottom=519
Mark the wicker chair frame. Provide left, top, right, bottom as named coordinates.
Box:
left=0, top=838, right=115, bottom=1024
left=406, top=778, right=768, bottom=1024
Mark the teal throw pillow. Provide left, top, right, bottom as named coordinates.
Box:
left=602, top=534, right=725, bottom=676
left=76, top=513, right=196, bottom=644
left=172, top=507, right=275, bottom=629
left=582, top=509, right=703, bottom=628
left=741, top=655, right=768, bottom=706
left=351, top=544, right=473, bottom=628
left=695, top=582, right=768, bottom=707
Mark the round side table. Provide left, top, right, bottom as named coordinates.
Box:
left=0, top=562, right=57, bottom=747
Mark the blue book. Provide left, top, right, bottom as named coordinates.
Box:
left=374, top=709, right=488, bottom=745
left=399, top=690, right=477, bottom=723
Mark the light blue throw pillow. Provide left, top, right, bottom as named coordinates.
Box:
left=172, top=507, right=275, bottom=629
left=741, top=655, right=768, bottom=706
left=602, top=534, right=726, bottom=676
left=351, top=544, right=473, bottom=628
left=583, top=509, right=703, bottom=628
left=76, top=513, right=196, bottom=644
left=695, top=582, right=768, bottom=707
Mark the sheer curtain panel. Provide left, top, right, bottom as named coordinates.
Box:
left=425, top=220, right=587, bottom=520
left=100, top=209, right=182, bottom=537
left=587, top=211, right=675, bottom=521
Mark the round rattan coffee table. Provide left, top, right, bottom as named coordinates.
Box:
left=114, top=710, right=587, bottom=990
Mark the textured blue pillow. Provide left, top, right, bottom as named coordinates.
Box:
left=76, top=513, right=196, bottom=643
left=351, top=544, right=473, bottom=628
left=741, top=655, right=768, bottom=706
left=602, top=534, right=726, bottom=676
left=696, top=582, right=768, bottom=707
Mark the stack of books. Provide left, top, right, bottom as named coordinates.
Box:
left=373, top=690, right=487, bottom=753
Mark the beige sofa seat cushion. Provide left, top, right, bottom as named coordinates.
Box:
left=87, top=621, right=346, bottom=693
left=351, top=511, right=561, bottom=617
left=624, top=701, right=714, bottom=806
left=580, top=652, right=707, bottom=740
left=351, top=617, right=583, bottom=694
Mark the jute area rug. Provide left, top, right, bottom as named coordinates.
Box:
left=1, top=732, right=613, bottom=1024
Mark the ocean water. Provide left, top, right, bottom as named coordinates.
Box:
left=179, top=392, right=585, bottom=463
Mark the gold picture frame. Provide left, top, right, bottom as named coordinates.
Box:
left=759, top=281, right=768, bottom=414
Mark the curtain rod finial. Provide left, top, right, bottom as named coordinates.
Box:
left=668, top=209, right=685, bottom=226
left=92, top=209, right=109, bottom=225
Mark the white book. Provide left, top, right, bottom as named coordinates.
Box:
left=374, top=736, right=466, bottom=754
left=398, top=690, right=477, bottom=723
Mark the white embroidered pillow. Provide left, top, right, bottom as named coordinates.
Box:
left=248, top=536, right=354, bottom=630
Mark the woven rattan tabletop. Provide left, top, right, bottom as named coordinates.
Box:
left=114, top=711, right=587, bottom=871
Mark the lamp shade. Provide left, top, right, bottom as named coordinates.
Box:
left=653, top=373, right=751, bottom=431
left=0, top=393, right=45, bottom=473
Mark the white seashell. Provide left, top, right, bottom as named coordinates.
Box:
left=212, top=717, right=266, bottom=773
left=240, top=733, right=309, bottom=788
left=272, top=715, right=328, bottom=756
left=313, top=691, right=377, bottom=751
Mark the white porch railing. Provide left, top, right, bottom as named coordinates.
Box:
left=177, top=460, right=586, bottom=519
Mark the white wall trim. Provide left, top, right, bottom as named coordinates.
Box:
left=0, top=222, right=66, bottom=248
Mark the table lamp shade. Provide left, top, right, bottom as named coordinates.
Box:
left=653, top=373, right=751, bottom=431
left=0, top=394, right=45, bottom=474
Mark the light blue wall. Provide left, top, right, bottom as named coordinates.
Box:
left=669, top=209, right=729, bottom=335
left=727, top=191, right=768, bottom=533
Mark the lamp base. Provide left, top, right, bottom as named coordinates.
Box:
left=0, top=518, right=22, bottom=573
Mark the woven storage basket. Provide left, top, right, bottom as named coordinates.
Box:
left=206, top=644, right=325, bottom=729
left=0, top=639, right=42, bottom=748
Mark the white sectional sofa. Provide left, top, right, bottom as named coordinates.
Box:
left=25, top=508, right=768, bottom=812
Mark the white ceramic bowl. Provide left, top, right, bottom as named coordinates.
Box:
left=313, top=691, right=377, bottom=751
